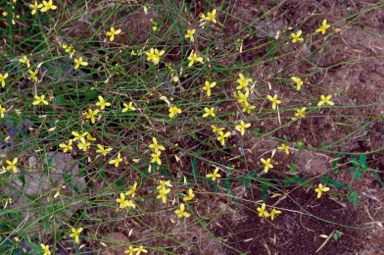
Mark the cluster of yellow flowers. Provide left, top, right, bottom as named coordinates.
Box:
left=149, top=137, right=165, bottom=165
left=290, top=19, right=331, bottom=43
left=29, top=0, right=57, bottom=14
left=156, top=180, right=171, bottom=204
left=257, top=203, right=281, bottom=221
left=234, top=73, right=256, bottom=114
left=211, top=125, right=230, bottom=146
left=145, top=48, right=165, bottom=65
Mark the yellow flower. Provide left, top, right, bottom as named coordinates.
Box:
left=116, top=193, right=136, bottom=209
left=145, top=48, right=165, bottom=65
left=291, top=30, right=304, bottom=43
left=173, top=76, right=179, bottom=83
left=202, top=107, right=215, bottom=118
left=185, top=29, right=196, bottom=42
left=206, top=167, right=221, bottom=181
left=236, top=90, right=249, bottom=106
left=96, top=144, right=112, bottom=156
left=316, top=19, right=331, bottom=35
left=295, top=107, right=306, bottom=118
left=202, top=81, right=216, bottom=97
left=62, top=44, right=75, bottom=54
left=242, top=104, right=256, bottom=114
left=217, top=131, right=230, bottom=146
left=6, top=158, right=18, bottom=173
left=19, top=56, right=30, bottom=68
left=33, top=94, right=48, bottom=105
left=30, top=1, right=43, bottom=15
left=260, top=158, right=273, bottom=173
left=122, top=102, right=136, bottom=112
left=59, top=140, right=73, bottom=153
left=109, top=152, right=123, bottom=167
left=183, top=188, right=195, bottom=201
left=205, top=9, right=217, bottom=23
left=291, top=76, right=303, bottom=90
left=40, top=0, right=57, bottom=12
left=0, top=73, right=9, bottom=87
left=317, top=95, right=334, bottom=106
left=211, top=125, right=224, bottom=134
left=85, top=109, right=99, bottom=124
left=157, top=180, right=172, bottom=190
left=187, top=52, right=203, bottom=67
left=28, top=70, right=38, bottom=82
left=257, top=203, right=269, bottom=218
left=86, top=133, right=96, bottom=141
left=106, top=27, right=121, bottom=41
left=151, top=151, right=162, bottom=165
left=157, top=187, right=171, bottom=203
left=277, top=143, right=289, bottom=155
left=134, top=246, right=148, bottom=255
left=74, top=57, right=88, bottom=69
left=77, top=137, right=90, bottom=151
left=125, top=246, right=135, bottom=255
left=169, top=106, right=182, bottom=118
left=40, top=243, right=51, bottom=255
left=236, top=73, right=252, bottom=90
left=125, top=182, right=138, bottom=198
left=175, top=203, right=190, bottom=218
left=96, top=96, right=111, bottom=110
left=235, top=120, right=251, bottom=136
left=149, top=137, right=165, bottom=152
left=270, top=208, right=281, bottom=221
left=71, top=131, right=88, bottom=141
left=0, top=105, right=5, bottom=118
left=267, top=94, right=281, bottom=110
left=69, top=227, right=83, bottom=244
left=315, top=183, right=330, bottom=198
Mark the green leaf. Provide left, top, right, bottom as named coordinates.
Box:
left=320, top=176, right=352, bottom=191
left=370, top=170, right=384, bottom=188
left=333, top=230, right=342, bottom=240
left=347, top=192, right=359, bottom=206
left=191, top=157, right=200, bottom=178
left=353, top=171, right=361, bottom=179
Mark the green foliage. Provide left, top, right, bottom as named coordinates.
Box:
left=350, top=155, right=368, bottom=179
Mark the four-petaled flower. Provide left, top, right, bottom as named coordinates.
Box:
left=122, top=102, right=136, bottom=112
left=235, top=120, right=251, bottom=136
left=185, top=29, right=196, bottom=42
left=116, top=193, right=136, bottom=209
left=77, top=137, right=90, bottom=151
left=96, top=96, right=111, bottom=110
left=59, top=140, right=73, bottom=153
left=0, top=73, right=9, bottom=87
left=211, top=125, right=224, bottom=134
left=315, top=183, right=330, bottom=198
left=267, top=94, right=281, bottom=110
left=157, top=180, right=172, bottom=190
left=40, top=244, right=51, bottom=255
left=316, top=19, right=331, bottom=35
left=6, top=158, right=18, bottom=173
left=291, top=30, right=304, bottom=43
left=149, top=137, right=165, bottom=152
left=74, top=57, right=88, bottom=69
left=109, top=152, right=123, bottom=167
left=202, top=81, right=216, bottom=97
left=175, top=203, right=190, bottom=218
left=106, top=27, right=121, bottom=41
left=145, top=48, right=165, bottom=65
left=236, top=73, right=252, bottom=90
left=135, top=246, right=148, bottom=255
left=205, top=9, right=217, bottom=23
left=318, top=95, right=334, bottom=106
left=33, top=94, right=49, bottom=105
left=295, top=107, right=306, bottom=119
left=157, top=187, right=171, bottom=203
left=125, top=182, right=138, bottom=198
left=206, top=167, right=221, bottom=181
left=277, top=143, right=289, bottom=155
left=96, top=144, right=113, bottom=156
left=291, top=76, right=303, bottom=91
left=85, top=109, right=99, bottom=124
left=41, top=0, right=57, bottom=12
left=151, top=151, right=162, bottom=165
left=28, top=70, right=38, bottom=82
left=169, top=106, right=182, bottom=118
left=257, top=203, right=269, bottom=218
left=69, top=227, right=83, bottom=244
left=72, top=131, right=88, bottom=141
left=187, top=52, right=204, bottom=67
left=19, top=56, right=30, bottom=68
left=30, top=1, right=43, bottom=15
left=124, top=246, right=135, bottom=255
left=270, top=208, right=281, bottom=221
left=260, top=158, right=273, bottom=173
left=217, top=131, right=230, bottom=146
left=183, top=188, right=195, bottom=201
left=242, top=104, right=256, bottom=114
left=202, top=107, right=215, bottom=118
